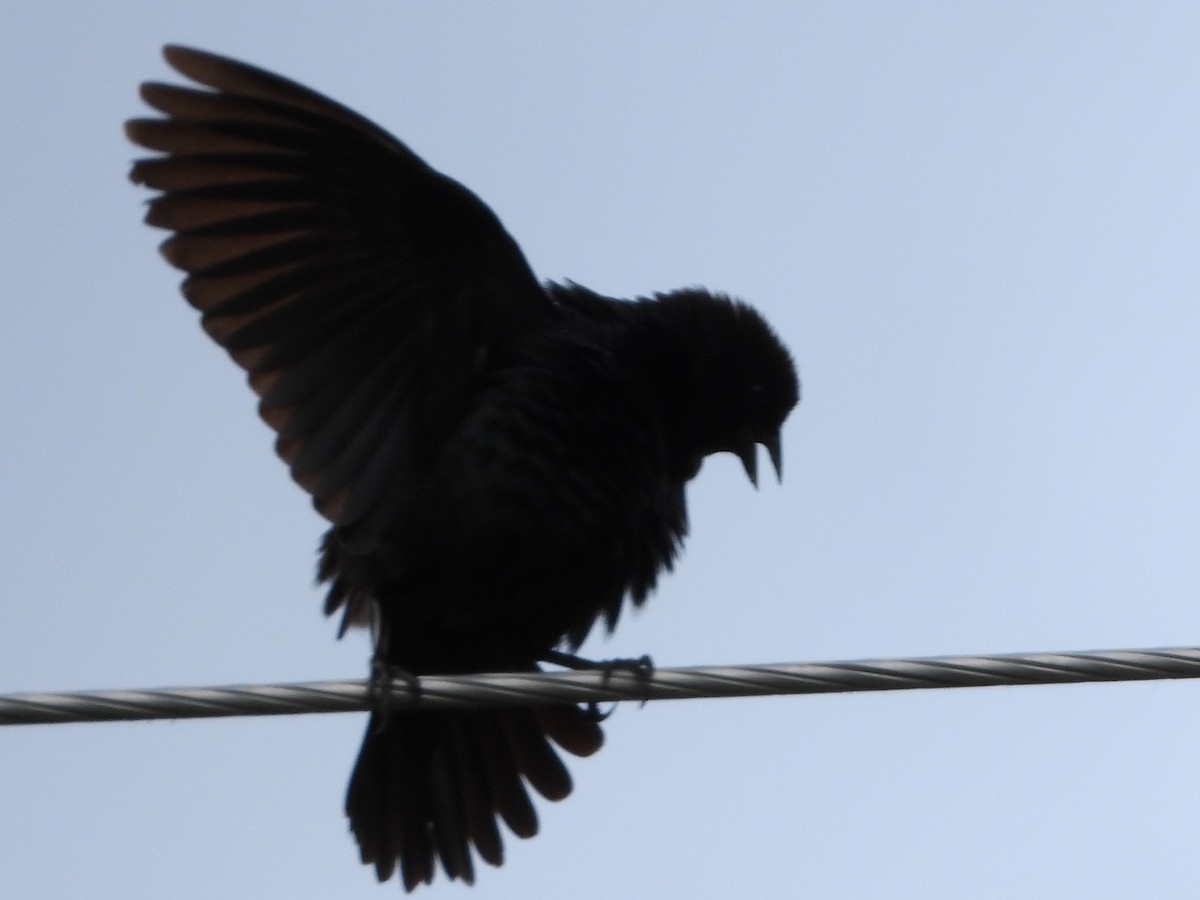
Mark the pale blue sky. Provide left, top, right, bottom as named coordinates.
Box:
left=3, top=4, right=1200, bottom=898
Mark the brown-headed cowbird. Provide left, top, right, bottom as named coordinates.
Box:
left=126, top=46, right=799, bottom=891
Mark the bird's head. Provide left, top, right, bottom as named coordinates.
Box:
left=647, top=290, right=799, bottom=486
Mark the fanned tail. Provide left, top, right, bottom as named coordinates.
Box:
left=346, top=703, right=604, bottom=891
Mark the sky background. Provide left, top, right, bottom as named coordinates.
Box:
left=3, top=3, right=1200, bottom=898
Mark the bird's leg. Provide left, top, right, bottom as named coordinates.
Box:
left=367, top=658, right=422, bottom=732
left=368, top=619, right=421, bottom=730
left=543, top=649, right=654, bottom=676
left=542, top=650, right=655, bottom=719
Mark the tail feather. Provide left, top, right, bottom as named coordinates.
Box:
left=428, top=746, right=473, bottom=884
left=538, top=705, right=605, bottom=757
left=346, top=704, right=604, bottom=890
left=478, top=724, right=538, bottom=839
left=502, top=712, right=573, bottom=801
left=448, top=716, right=502, bottom=867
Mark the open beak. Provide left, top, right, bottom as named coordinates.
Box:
left=734, top=429, right=783, bottom=488
left=764, top=430, right=783, bottom=482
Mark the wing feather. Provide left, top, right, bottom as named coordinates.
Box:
left=127, top=46, right=554, bottom=544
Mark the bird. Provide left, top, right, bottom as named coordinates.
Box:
left=125, top=45, right=799, bottom=891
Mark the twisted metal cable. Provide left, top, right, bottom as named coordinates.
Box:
left=4, top=645, right=1200, bottom=726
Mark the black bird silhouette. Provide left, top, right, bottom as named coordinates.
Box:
left=126, top=46, right=799, bottom=891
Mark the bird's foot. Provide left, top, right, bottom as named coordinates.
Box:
left=541, top=650, right=655, bottom=719
left=543, top=649, right=654, bottom=677
left=367, top=658, right=421, bottom=731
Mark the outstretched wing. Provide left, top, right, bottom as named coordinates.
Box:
left=126, top=45, right=553, bottom=543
